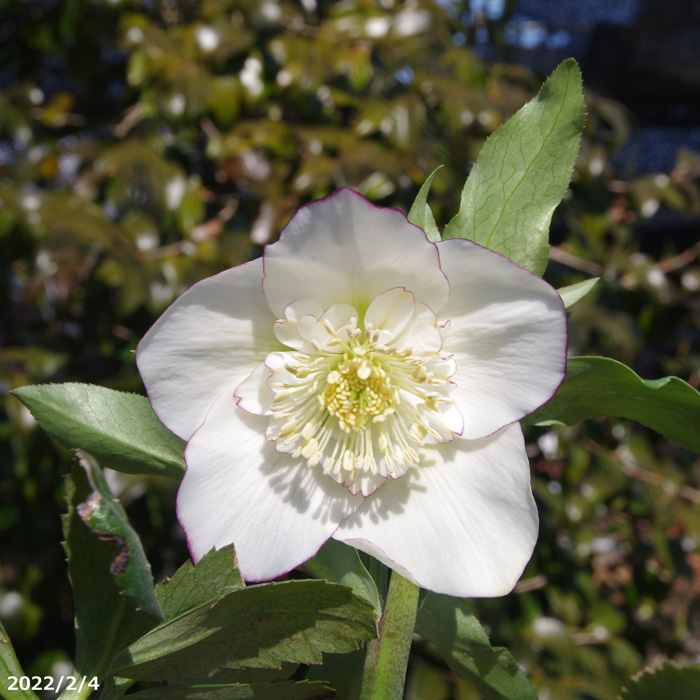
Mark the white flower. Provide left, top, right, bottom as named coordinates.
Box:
left=137, top=189, right=567, bottom=597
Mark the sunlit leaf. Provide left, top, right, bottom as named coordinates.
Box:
left=13, top=383, right=185, bottom=479
left=443, top=59, right=585, bottom=275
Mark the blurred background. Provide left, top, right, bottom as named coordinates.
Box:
left=1, top=1, right=699, bottom=698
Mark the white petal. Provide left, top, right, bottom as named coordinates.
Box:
left=136, top=258, right=280, bottom=440
left=179, top=394, right=362, bottom=580
left=334, top=424, right=538, bottom=597
left=235, top=362, right=273, bottom=415
left=263, top=189, right=449, bottom=317
left=284, top=299, right=324, bottom=322
left=364, top=287, right=415, bottom=343
left=437, top=239, right=567, bottom=439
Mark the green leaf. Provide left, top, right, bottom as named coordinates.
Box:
left=124, top=681, right=338, bottom=700
left=111, top=580, right=376, bottom=682
left=557, top=277, right=600, bottom=308
left=0, top=621, right=40, bottom=700
left=620, top=662, right=700, bottom=700
left=415, top=593, right=538, bottom=700
left=12, top=383, right=185, bottom=479
left=64, top=452, right=163, bottom=680
left=156, top=546, right=245, bottom=621
left=525, top=356, right=700, bottom=452
left=408, top=166, right=442, bottom=242
left=302, top=539, right=381, bottom=619
left=443, top=59, right=585, bottom=276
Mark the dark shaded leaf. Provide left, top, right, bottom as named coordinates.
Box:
left=64, top=452, right=162, bottom=679
left=125, top=680, right=338, bottom=700
left=302, top=539, right=381, bottom=618
left=0, top=621, right=40, bottom=700
left=620, top=662, right=700, bottom=700
left=111, top=580, right=376, bottom=682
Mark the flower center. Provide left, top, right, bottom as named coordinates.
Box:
left=260, top=291, right=461, bottom=494
left=323, top=351, right=394, bottom=430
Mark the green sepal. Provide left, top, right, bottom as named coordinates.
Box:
left=12, top=383, right=185, bottom=479
left=443, top=59, right=585, bottom=276
left=525, top=356, right=700, bottom=452
left=63, top=452, right=163, bottom=681
left=407, top=166, right=442, bottom=242
left=415, top=593, right=537, bottom=700
left=557, top=277, right=599, bottom=308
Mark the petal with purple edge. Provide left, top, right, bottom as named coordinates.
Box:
left=263, top=189, right=449, bottom=318
left=178, top=394, right=363, bottom=580
left=333, top=424, right=538, bottom=597
left=136, top=258, right=280, bottom=441
left=436, top=238, right=567, bottom=440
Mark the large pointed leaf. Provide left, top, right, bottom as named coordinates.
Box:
left=64, top=452, right=163, bottom=680
left=525, top=356, right=700, bottom=452
left=13, top=383, right=185, bottom=479
left=443, top=59, right=585, bottom=276
left=415, top=593, right=537, bottom=700
left=111, top=580, right=376, bottom=682
left=302, top=539, right=381, bottom=618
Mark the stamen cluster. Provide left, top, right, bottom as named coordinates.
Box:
left=265, top=298, right=456, bottom=492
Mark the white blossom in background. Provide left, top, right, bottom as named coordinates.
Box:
left=137, top=189, right=567, bottom=596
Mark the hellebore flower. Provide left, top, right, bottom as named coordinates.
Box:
left=137, top=189, right=566, bottom=597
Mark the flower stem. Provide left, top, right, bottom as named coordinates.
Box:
left=359, top=570, right=420, bottom=700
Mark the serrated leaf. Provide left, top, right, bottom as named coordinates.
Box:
left=408, top=166, right=442, bottom=242
left=558, top=277, right=600, bottom=308
left=525, top=356, right=700, bottom=452
left=415, top=593, right=537, bottom=700
left=156, top=546, right=245, bottom=621
left=443, top=59, right=585, bottom=275
left=111, top=580, right=376, bottom=682
left=125, top=680, right=338, bottom=700
left=13, top=383, right=185, bottom=479
left=620, top=662, right=700, bottom=700
left=64, top=452, right=163, bottom=679
left=302, top=539, right=381, bottom=619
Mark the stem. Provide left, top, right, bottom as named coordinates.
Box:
left=359, top=570, right=421, bottom=700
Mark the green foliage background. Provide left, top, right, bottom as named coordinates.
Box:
left=1, top=1, right=699, bottom=698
